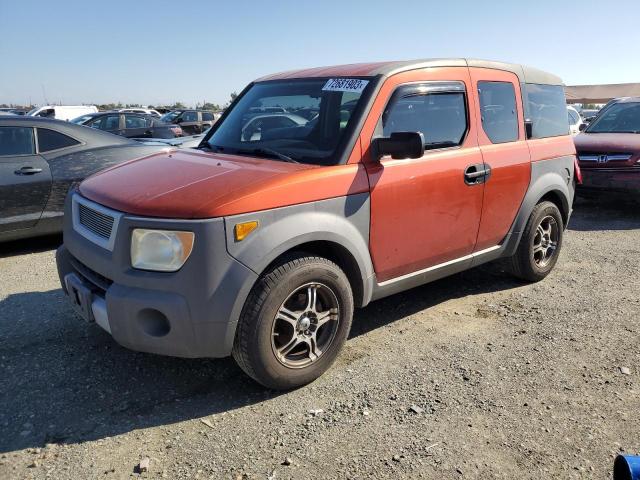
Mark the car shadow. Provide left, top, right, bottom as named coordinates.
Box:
left=569, top=195, right=640, bottom=232
left=0, top=260, right=523, bottom=454
left=350, top=261, right=520, bottom=339
left=0, top=234, right=62, bottom=258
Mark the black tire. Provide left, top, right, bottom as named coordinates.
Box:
left=509, top=201, right=564, bottom=282
left=232, top=254, right=354, bottom=390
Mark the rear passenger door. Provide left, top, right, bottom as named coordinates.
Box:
left=178, top=111, right=200, bottom=135
left=123, top=114, right=150, bottom=138
left=0, top=126, right=52, bottom=232
left=363, top=68, right=485, bottom=282
left=469, top=68, right=531, bottom=251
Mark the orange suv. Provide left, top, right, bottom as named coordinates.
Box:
left=57, top=59, right=577, bottom=389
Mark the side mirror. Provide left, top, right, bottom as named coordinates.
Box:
left=372, top=131, right=425, bottom=160
left=524, top=119, right=533, bottom=139
left=579, top=123, right=587, bottom=132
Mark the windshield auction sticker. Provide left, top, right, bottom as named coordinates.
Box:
left=322, top=78, right=369, bottom=93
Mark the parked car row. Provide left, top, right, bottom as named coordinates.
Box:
left=0, top=117, right=166, bottom=242
left=71, top=112, right=183, bottom=139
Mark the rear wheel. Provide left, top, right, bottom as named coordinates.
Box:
left=232, top=255, right=353, bottom=389
left=509, top=201, right=564, bottom=282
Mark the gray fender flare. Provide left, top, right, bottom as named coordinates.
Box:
left=504, top=156, right=574, bottom=256
left=224, top=194, right=375, bottom=308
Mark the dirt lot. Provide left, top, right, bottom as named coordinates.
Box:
left=1, top=197, right=639, bottom=480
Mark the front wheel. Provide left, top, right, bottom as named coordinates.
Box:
left=508, top=201, right=564, bottom=282
left=232, top=255, right=354, bottom=389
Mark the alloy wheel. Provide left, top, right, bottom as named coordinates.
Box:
left=271, top=282, right=340, bottom=369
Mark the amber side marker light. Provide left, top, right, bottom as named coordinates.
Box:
left=234, top=221, right=259, bottom=241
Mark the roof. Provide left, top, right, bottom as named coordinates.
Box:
left=256, top=58, right=563, bottom=85
left=565, top=83, right=640, bottom=104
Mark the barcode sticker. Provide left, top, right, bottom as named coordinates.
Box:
left=322, top=78, right=369, bottom=93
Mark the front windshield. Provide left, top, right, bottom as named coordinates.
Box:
left=27, top=107, right=40, bottom=116
left=587, top=103, right=640, bottom=133
left=71, top=114, right=95, bottom=124
left=205, top=78, right=372, bottom=165
left=160, top=111, right=181, bottom=122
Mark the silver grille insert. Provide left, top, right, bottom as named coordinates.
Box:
left=78, top=203, right=114, bottom=239
left=72, top=194, right=123, bottom=251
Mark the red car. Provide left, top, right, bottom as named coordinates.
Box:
left=575, top=97, right=640, bottom=195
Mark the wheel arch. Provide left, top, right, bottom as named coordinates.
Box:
left=225, top=194, right=375, bottom=309
left=503, top=156, right=575, bottom=256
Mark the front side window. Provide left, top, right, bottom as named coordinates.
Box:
left=91, top=115, right=120, bottom=130
left=181, top=111, right=197, bottom=122
left=37, top=128, right=80, bottom=152
left=206, top=78, right=372, bottom=165
left=0, top=127, right=35, bottom=156
left=478, top=81, right=519, bottom=143
left=586, top=102, right=640, bottom=133
left=525, top=84, right=569, bottom=138
left=160, top=111, right=181, bottom=123
left=124, top=115, right=147, bottom=129
left=380, top=84, right=468, bottom=150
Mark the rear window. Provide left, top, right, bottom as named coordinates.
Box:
left=524, top=84, right=569, bottom=138
left=0, top=127, right=35, bottom=156
left=37, top=128, right=80, bottom=152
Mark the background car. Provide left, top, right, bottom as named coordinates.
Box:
left=0, top=107, right=27, bottom=115
left=0, top=117, right=167, bottom=242
left=71, top=112, right=182, bottom=138
left=240, top=113, right=308, bottom=141
left=567, top=105, right=584, bottom=135
left=118, top=107, right=161, bottom=117
left=134, top=127, right=210, bottom=149
left=574, top=97, right=640, bottom=196
left=26, top=105, right=98, bottom=121
left=159, top=109, right=218, bottom=135
left=580, top=108, right=600, bottom=124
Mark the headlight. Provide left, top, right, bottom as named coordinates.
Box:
left=131, top=229, right=194, bottom=272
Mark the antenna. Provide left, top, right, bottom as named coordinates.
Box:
left=41, top=84, right=49, bottom=105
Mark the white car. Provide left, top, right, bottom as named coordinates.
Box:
left=27, top=105, right=98, bottom=121
left=118, top=108, right=161, bottom=117
left=567, top=106, right=584, bottom=135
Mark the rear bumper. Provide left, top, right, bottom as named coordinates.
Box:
left=578, top=167, right=640, bottom=194
left=57, top=194, right=258, bottom=358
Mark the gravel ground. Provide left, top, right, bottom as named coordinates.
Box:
left=1, top=196, right=639, bottom=480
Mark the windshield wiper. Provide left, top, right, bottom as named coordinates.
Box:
left=235, top=147, right=298, bottom=163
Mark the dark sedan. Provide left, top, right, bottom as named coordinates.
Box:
left=159, top=110, right=218, bottom=135
left=71, top=112, right=183, bottom=139
left=0, top=117, right=166, bottom=242
left=575, top=97, right=640, bottom=196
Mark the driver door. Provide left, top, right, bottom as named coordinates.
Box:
left=361, top=68, right=485, bottom=282
left=0, top=126, right=52, bottom=233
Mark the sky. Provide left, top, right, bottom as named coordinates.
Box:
left=1, top=0, right=639, bottom=107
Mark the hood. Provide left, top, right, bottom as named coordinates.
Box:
left=574, top=132, right=640, bottom=153
left=79, top=149, right=369, bottom=218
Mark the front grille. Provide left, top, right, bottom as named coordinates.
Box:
left=578, top=152, right=633, bottom=163
left=78, top=203, right=114, bottom=240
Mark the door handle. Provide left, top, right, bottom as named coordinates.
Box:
left=15, top=166, right=43, bottom=175
left=464, top=164, right=491, bottom=185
